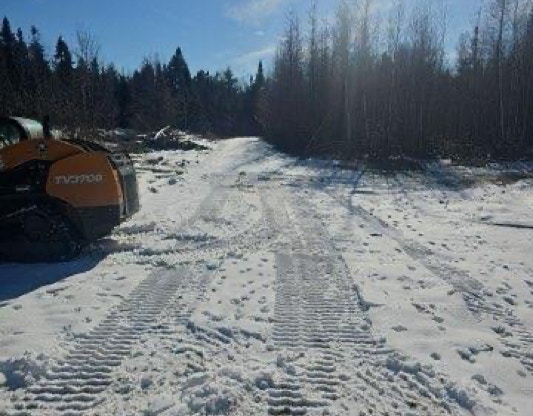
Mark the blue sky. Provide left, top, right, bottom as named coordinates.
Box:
left=3, top=0, right=483, bottom=78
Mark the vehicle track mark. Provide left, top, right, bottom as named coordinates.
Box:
left=261, top=185, right=458, bottom=416
left=195, top=183, right=231, bottom=224
left=319, top=181, right=533, bottom=374
left=3, top=269, right=189, bottom=416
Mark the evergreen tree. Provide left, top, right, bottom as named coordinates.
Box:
left=13, top=27, right=29, bottom=113
left=1, top=17, right=16, bottom=59
left=0, top=17, right=16, bottom=115
left=254, top=61, right=266, bottom=88
left=27, top=26, right=50, bottom=118
left=166, top=47, right=192, bottom=91
left=54, top=36, right=73, bottom=80
left=53, top=36, right=74, bottom=126
left=29, top=26, right=45, bottom=63
left=192, top=69, right=214, bottom=132
left=115, top=74, right=131, bottom=128
left=248, top=61, right=266, bottom=134
left=166, top=47, right=194, bottom=129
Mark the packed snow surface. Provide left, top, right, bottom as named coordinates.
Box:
left=0, top=137, right=532, bottom=415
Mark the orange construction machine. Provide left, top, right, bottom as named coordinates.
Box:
left=0, top=117, right=140, bottom=262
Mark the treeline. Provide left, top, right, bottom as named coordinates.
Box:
left=0, top=17, right=265, bottom=136
left=2, top=1, right=532, bottom=161
left=264, top=0, right=533, bottom=160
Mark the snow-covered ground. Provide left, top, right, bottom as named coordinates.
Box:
left=0, top=138, right=532, bottom=415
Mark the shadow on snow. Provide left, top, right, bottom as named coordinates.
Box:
left=0, top=254, right=103, bottom=303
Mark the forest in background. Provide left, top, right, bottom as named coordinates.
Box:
left=0, top=18, right=265, bottom=138
left=1, top=0, right=532, bottom=161
left=265, top=0, right=533, bottom=160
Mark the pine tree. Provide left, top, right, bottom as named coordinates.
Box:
left=53, top=36, right=74, bottom=126
left=13, top=28, right=30, bottom=113
left=115, top=74, right=131, bottom=128
left=192, top=69, right=214, bottom=132
left=0, top=17, right=17, bottom=114
left=167, top=47, right=192, bottom=91
left=220, top=68, right=238, bottom=134
left=29, top=26, right=45, bottom=62
left=28, top=26, right=49, bottom=91
left=129, top=61, right=157, bottom=130
left=166, top=47, right=194, bottom=129
left=1, top=17, right=16, bottom=57
left=54, top=36, right=73, bottom=80
left=248, top=61, right=267, bottom=134
left=28, top=25, right=50, bottom=117
left=255, top=61, right=265, bottom=88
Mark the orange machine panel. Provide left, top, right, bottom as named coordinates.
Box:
left=46, top=152, right=123, bottom=208
left=0, top=139, right=83, bottom=171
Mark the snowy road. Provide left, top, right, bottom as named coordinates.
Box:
left=1, top=138, right=532, bottom=415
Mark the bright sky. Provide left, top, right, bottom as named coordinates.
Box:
left=3, top=0, right=484, bottom=78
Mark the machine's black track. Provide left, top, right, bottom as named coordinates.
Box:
left=0, top=204, right=83, bottom=263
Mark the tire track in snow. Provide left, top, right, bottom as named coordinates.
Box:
left=120, top=177, right=276, bottom=262
left=175, top=183, right=278, bottom=256
left=195, top=182, right=231, bottom=224
left=116, top=137, right=266, bottom=242
left=108, top=181, right=232, bottom=258
left=3, top=268, right=190, bottom=416
left=261, top=185, right=459, bottom=416
left=145, top=267, right=235, bottom=388
left=318, top=179, right=533, bottom=375
left=110, top=174, right=276, bottom=413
